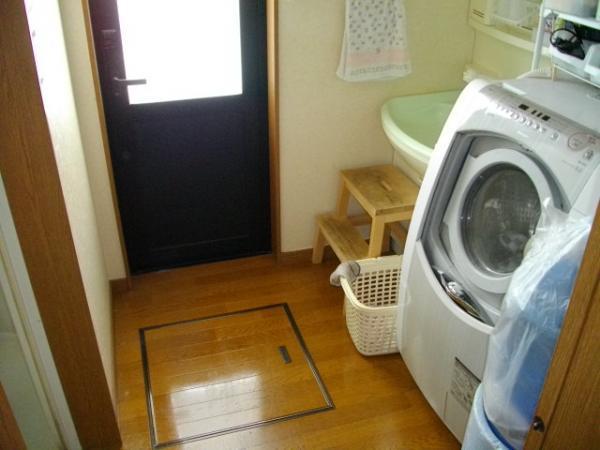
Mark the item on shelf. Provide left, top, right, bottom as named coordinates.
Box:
left=549, top=19, right=600, bottom=82
left=576, top=22, right=600, bottom=40
left=585, top=43, right=600, bottom=82
left=545, top=0, right=599, bottom=17
left=493, top=0, right=541, bottom=30
left=550, top=26, right=586, bottom=58
left=550, top=44, right=588, bottom=76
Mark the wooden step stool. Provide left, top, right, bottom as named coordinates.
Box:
left=312, top=165, right=419, bottom=263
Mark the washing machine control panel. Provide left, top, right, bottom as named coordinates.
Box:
left=479, top=84, right=600, bottom=207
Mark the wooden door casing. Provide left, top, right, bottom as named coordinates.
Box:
left=524, top=205, right=600, bottom=449
left=0, top=0, right=121, bottom=447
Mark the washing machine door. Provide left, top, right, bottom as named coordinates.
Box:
left=443, top=148, right=556, bottom=296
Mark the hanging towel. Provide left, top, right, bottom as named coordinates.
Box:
left=337, top=0, right=412, bottom=82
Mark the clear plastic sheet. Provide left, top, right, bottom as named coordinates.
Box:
left=463, top=386, right=508, bottom=450
left=481, top=200, right=591, bottom=450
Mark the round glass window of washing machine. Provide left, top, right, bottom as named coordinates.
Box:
left=461, top=164, right=541, bottom=276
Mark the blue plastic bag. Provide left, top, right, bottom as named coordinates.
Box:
left=481, top=201, right=591, bottom=449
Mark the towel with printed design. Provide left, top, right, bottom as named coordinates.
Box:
left=337, top=0, right=412, bottom=82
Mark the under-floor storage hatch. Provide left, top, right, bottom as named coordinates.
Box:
left=140, top=304, right=333, bottom=448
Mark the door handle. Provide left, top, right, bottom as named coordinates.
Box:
left=113, top=76, right=147, bottom=86
left=432, top=267, right=493, bottom=326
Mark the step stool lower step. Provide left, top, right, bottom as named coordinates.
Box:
left=316, top=214, right=368, bottom=262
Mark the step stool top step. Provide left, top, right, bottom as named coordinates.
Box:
left=341, top=165, right=419, bottom=217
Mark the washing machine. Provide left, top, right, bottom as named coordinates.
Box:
left=396, top=76, right=600, bottom=442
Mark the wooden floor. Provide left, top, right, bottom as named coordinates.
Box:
left=141, top=304, right=332, bottom=446
left=114, top=255, right=460, bottom=449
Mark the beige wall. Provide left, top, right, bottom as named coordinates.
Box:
left=279, top=0, right=474, bottom=252
left=58, top=1, right=127, bottom=281
left=50, top=0, right=476, bottom=257
left=25, top=0, right=116, bottom=406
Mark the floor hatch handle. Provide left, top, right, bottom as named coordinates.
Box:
left=278, top=345, right=292, bottom=364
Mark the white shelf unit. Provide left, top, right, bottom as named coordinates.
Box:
left=532, top=4, right=600, bottom=88
left=469, top=17, right=540, bottom=52
left=468, top=0, right=551, bottom=56
left=554, top=11, right=600, bottom=30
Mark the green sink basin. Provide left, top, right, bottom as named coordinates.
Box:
left=381, top=90, right=461, bottom=184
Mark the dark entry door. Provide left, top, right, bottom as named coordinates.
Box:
left=89, top=0, right=270, bottom=273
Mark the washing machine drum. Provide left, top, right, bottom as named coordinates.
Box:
left=442, top=148, right=555, bottom=295
left=462, top=164, right=540, bottom=275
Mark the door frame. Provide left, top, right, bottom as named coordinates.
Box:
left=81, top=0, right=282, bottom=278
left=267, top=0, right=281, bottom=261
left=81, top=0, right=132, bottom=284
left=524, top=204, right=600, bottom=448
left=0, top=0, right=121, bottom=447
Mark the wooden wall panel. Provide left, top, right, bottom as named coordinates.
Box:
left=0, top=0, right=121, bottom=448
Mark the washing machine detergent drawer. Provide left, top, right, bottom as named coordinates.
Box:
left=399, top=242, right=493, bottom=442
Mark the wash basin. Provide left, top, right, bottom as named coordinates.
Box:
left=381, top=90, right=461, bottom=184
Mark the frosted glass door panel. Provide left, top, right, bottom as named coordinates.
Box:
left=116, top=0, right=243, bottom=104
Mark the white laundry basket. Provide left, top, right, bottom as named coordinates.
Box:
left=340, top=255, right=402, bottom=356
